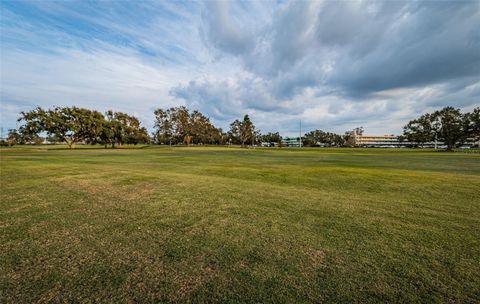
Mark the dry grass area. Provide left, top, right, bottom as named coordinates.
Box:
left=1, top=146, right=479, bottom=303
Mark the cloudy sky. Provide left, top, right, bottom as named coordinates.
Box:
left=1, top=1, right=479, bottom=136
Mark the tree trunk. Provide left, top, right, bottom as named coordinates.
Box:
left=446, top=140, right=455, bottom=151
left=184, top=135, right=192, bottom=146
left=66, top=140, right=73, bottom=149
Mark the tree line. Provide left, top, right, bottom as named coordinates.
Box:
left=403, top=106, right=479, bottom=151
left=5, top=107, right=149, bottom=148
left=154, top=108, right=283, bottom=147
left=2, top=105, right=479, bottom=150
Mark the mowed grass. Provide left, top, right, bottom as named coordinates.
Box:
left=1, top=146, right=479, bottom=303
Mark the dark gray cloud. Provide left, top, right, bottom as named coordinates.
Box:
left=329, top=1, right=480, bottom=96
left=169, top=0, right=480, bottom=134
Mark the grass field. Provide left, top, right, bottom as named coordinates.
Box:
left=1, top=146, right=479, bottom=303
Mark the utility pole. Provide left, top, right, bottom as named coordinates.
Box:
left=299, top=120, right=302, bottom=148
left=434, top=133, right=438, bottom=150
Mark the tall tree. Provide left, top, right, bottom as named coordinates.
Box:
left=228, top=119, right=241, bottom=145
left=403, top=113, right=435, bottom=147
left=229, top=115, right=256, bottom=147
left=103, top=111, right=148, bottom=148
left=404, top=107, right=471, bottom=150
left=466, top=107, right=480, bottom=147
left=153, top=106, right=221, bottom=145
left=240, top=115, right=255, bottom=147
left=171, top=106, right=191, bottom=145
left=153, top=108, right=174, bottom=144
left=190, top=110, right=212, bottom=144
left=430, top=107, right=468, bottom=151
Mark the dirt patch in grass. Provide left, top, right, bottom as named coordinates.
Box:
left=52, top=176, right=158, bottom=204
left=307, top=248, right=327, bottom=269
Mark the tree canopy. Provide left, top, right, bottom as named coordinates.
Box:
left=258, top=132, right=282, bottom=145
left=228, top=115, right=258, bottom=147
left=153, top=106, right=223, bottom=145
left=303, top=130, right=344, bottom=147
left=16, top=107, right=148, bottom=148
left=403, top=106, right=477, bottom=150
left=466, top=107, right=480, bottom=145
left=403, top=113, right=435, bottom=147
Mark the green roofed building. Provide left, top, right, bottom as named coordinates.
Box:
left=282, top=136, right=301, bottom=147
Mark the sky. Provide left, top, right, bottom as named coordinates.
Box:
left=1, top=0, right=479, bottom=136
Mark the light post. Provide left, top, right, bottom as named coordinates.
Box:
left=299, top=120, right=302, bottom=148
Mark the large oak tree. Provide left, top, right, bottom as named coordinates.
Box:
left=403, top=107, right=474, bottom=150
left=17, top=107, right=148, bottom=149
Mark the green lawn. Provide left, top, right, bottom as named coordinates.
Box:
left=1, top=146, right=479, bottom=303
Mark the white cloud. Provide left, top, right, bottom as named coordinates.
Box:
left=1, top=48, right=193, bottom=129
